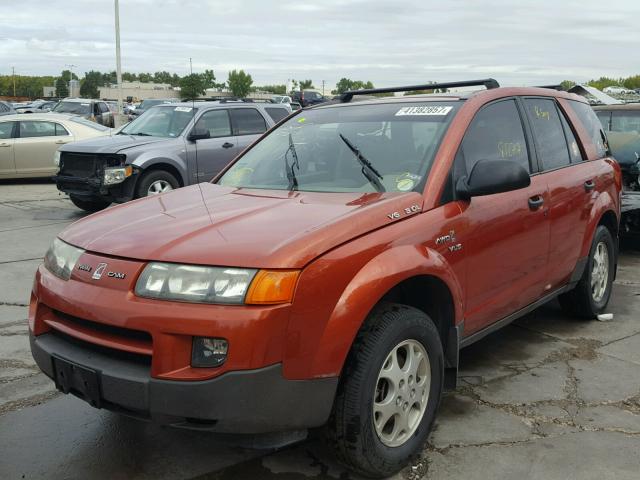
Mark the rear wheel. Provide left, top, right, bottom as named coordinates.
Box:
left=135, top=170, right=180, bottom=198
left=326, top=303, right=443, bottom=478
left=69, top=195, right=111, bottom=213
left=559, top=225, right=615, bottom=318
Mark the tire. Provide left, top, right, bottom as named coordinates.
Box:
left=135, top=170, right=180, bottom=198
left=69, top=195, right=111, bottom=213
left=559, top=225, right=616, bottom=318
left=326, top=303, right=444, bottom=478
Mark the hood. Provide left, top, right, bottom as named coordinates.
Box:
left=59, top=134, right=171, bottom=154
left=59, top=184, right=423, bottom=269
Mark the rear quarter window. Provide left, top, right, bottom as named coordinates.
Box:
left=567, top=100, right=607, bottom=158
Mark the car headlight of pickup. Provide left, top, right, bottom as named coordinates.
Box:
left=135, top=262, right=300, bottom=305
left=44, top=238, right=84, bottom=281
left=103, top=165, right=133, bottom=185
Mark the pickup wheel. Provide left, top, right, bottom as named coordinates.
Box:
left=135, top=170, right=180, bottom=198
left=559, top=225, right=615, bottom=318
left=69, top=195, right=111, bottom=213
left=326, top=303, right=443, bottom=478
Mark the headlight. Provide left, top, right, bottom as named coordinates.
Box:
left=53, top=151, right=61, bottom=168
left=44, top=238, right=84, bottom=281
left=135, top=263, right=257, bottom=304
left=103, top=165, right=133, bottom=185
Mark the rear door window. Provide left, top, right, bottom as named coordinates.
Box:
left=523, top=98, right=571, bottom=170
left=55, top=123, right=70, bottom=136
left=230, top=108, right=267, bottom=135
left=265, top=107, right=289, bottom=123
left=567, top=100, right=608, bottom=158
left=19, top=121, right=57, bottom=138
left=458, top=99, right=531, bottom=176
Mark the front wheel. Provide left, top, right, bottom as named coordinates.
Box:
left=135, top=170, right=180, bottom=198
left=559, top=225, right=616, bottom=318
left=326, top=303, right=444, bottom=478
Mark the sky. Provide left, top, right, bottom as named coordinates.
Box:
left=1, top=0, right=639, bottom=90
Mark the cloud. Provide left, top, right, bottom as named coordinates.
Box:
left=1, top=0, right=639, bottom=89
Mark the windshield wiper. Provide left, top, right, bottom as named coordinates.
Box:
left=284, top=132, right=299, bottom=191
left=339, top=133, right=385, bottom=192
left=132, top=132, right=153, bottom=136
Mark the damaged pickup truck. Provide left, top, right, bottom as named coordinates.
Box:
left=594, top=103, right=640, bottom=237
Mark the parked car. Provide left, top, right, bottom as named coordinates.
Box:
left=0, top=100, right=16, bottom=116
left=289, top=101, right=302, bottom=111
left=52, top=99, right=115, bottom=127
left=594, top=103, right=640, bottom=236
left=127, top=98, right=176, bottom=120
left=30, top=79, right=621, bottom=478
left=54, top=101, right=291, bottom=211
left=0, top=114, right=111, bottom=179
left=14, top=100, right=58, bottom=114
left=271, top=95, right=292, bottom=104
left=291, top=89, right=327, bottom=107
left=603, top=86, right=632, bottom=95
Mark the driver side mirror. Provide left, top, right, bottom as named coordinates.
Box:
left=188, top=129, right=210, bottom=142
left=456, top=159, right=530, bottom=200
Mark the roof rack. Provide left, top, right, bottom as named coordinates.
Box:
left=340, top=78, right=499, bottom=103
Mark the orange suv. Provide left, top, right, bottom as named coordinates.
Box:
left=30, top=79, right=621, bottom=477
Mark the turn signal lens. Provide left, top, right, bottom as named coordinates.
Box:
left=245, top=270, right=300, bottom=305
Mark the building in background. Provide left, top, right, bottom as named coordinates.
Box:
left=99, top=81, right=180, bottom=101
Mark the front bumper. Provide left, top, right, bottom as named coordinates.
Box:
left=31, top=332, right=337, bottom=433
left=54, top=173, right=137, bottom=203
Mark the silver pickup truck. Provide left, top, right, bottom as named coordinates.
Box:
left=54, top=100, right=291, bottom=212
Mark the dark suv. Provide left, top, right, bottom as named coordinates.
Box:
left=594, top=103, right=640, bottom=235
left=52, top=99, right=114, bottom=127
left=291, top=89, right=326, bottom=107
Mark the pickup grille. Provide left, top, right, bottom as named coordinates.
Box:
left=60, top=152, right=98, bottom=178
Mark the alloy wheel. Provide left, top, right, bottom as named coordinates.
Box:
left=147, top=180, right=173, bottom=195
left=373, top=339, right=430, bottom=447
left=591, top=241, right=609, bottom=303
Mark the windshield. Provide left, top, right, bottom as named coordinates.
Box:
left=53, top=101, right=91, bottom=115
left=218, top=101, right=460, bottom=193
left=120, top=105, right=196, bottom=137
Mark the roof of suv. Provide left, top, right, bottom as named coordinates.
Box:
left=593, top=103, right=640, bottom=111
left=311, top=86, right=589, bottom=110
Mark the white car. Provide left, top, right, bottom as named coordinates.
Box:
left=272, top=95, right=293, bottom=104
left=0, top=114, right=112, bottom=179
left=603, top=86, right=632, bottom=95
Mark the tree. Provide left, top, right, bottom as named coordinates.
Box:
left=299, top=79, right=314, bottom=89
left=227, top=69, right=253, bottom=98
left=80, top=70, right=103, bottom=98
left=55, top=78, right=69, bottom=97
left=333, top=78, right=374, bottom=94
left=60, top=70, right=78, bottom=82
left=201, top=69, right=216, bottom=89
left=560, top=80, right=576, bottom=91
left=179, top=73, right=206, bottom=99
left=153, top=71, right=173, bottom=84
left=138, top=72, right=153, bottom=83
left=260, top=84, right=287, bottom=95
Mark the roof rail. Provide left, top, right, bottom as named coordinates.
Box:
left=340, top=78, right=499, bottom=103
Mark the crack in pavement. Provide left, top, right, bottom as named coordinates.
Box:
left=0, top=301, right=29, bottom=307
left=0, top=257, right=42, bottom=265
left=0, top=220, right=73, bottom=234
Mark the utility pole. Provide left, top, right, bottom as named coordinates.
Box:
left=65, top=64, right=76, bottom=97
left=322, top=80, right=325, bottom=96
left=12, top=67, right=16, bottom=96
left=114, top=0, right=123, bottom=119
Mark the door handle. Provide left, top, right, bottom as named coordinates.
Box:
left=584, top=180, right=595, bottom=192
left=0, top=143, right=10, bottom=147
left=222, top=142, right=234, bottom=149
left=55, top=140, right=68, bottom=144
left=528, top=195, right=544, bottom=210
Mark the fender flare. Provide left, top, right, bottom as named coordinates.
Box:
left=306, top=244, right=464, bottom=378
left=581, top=190, right=619, bottom=258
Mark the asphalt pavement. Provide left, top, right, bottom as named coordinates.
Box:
left=1, top=179, right=639, bottom=480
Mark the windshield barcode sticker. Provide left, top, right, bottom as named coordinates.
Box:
left=395, top=106, right=452, bottom=116
left=174, top=107, right=193, bottom=112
